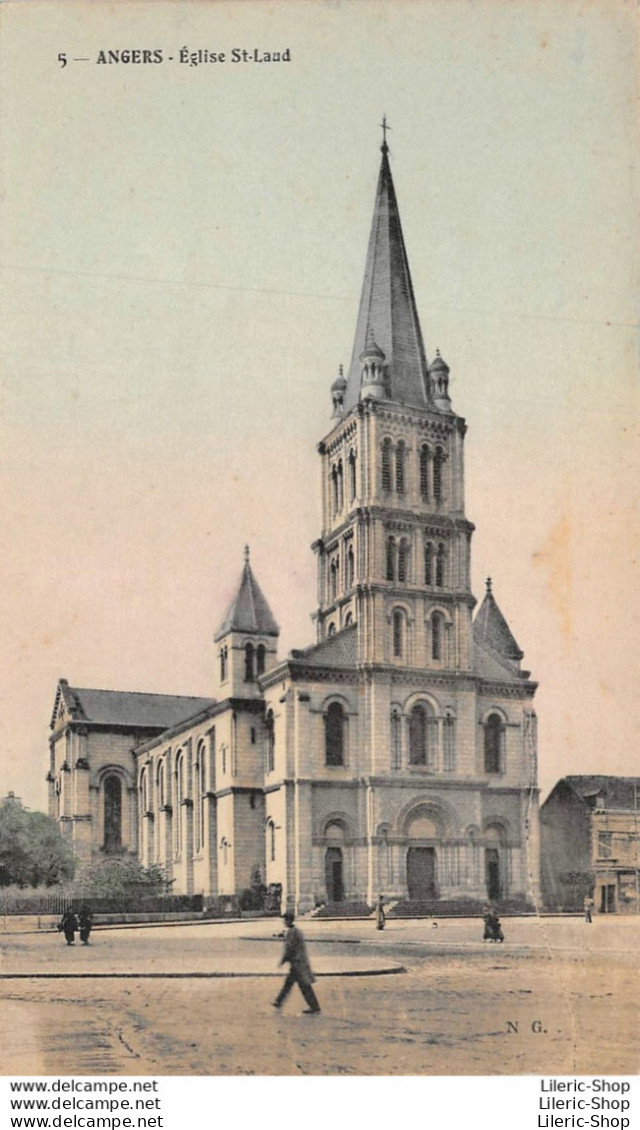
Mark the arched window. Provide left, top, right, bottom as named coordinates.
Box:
left=436, top=543, right=446, bottom=588
left=156, top=760, right=165, bottom=810
left=443, top=712, right=456, bottom=772
left=244, top=642, right=254, bottom=682
left=174, top=752, right=184, bottom=855
left=386, top=536, right=396, bottom=581
left=408, top=703, right=437, bottom=768
left=194, top=741, right=206, bottom=853
left=348, top=450, right=357, bottom=501
left=104, top=774, right=122, bottom=853
left=267, top=819, right=276, bottom=862
left=395, top=440, right=406, bottom=494
left=330, top=558, right=338, bottom=601
left=139, top=768, right=149, bottom=863
left=327, top=621, right=336, bottom=636
left=381, top=439, right=393, bottom=492
left=424, top=541, right=434, bottom=586
left=208, top=728, right=216, bottom=790
left=431, top=611, right=444, bottom=661
left=484, top=713, right=504, bottom=774
left=221, top=837, right=229, bottom=867
left=337, top=460, right=344, bottom=511
left=325, top=702, right=345, bottom=766
left=256, top=644, right=266, bottom=676
left=392, top=609, right=404, bottom=658
left=344, top=611, right=353, bottom=627
left=220, top=646, right=227, bottom=683
left=391, top=708, right=402, bottom=769
left=420, top=444, right=430, bottom=499
left=346, top=544, right=355, bottom=588
left=398, top=538, right=409, bottom=583
left=409, top=705, right=426, bottom=766
left=140, top=767, right=149, bottom=814
left=266, top=710, right=275, bottom=773
left=433, top=447, right=445, bottom=502
left=331, top=465, right=339, bottom=515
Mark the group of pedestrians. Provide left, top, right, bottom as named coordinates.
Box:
left=58, top=907, right=93, bottom=946
left=54, top=894, right=512, bottom=1014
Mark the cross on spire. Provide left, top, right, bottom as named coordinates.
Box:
left=380, top=115, right=391, bottom=154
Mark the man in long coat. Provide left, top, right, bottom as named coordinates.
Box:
left=272, top=911, right=321, bottom=1014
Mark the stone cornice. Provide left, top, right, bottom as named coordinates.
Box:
left=318, top=408, right=360, bottom=454
left=365, top=775, right=488, bottom=790
left=287, top=665, right=360, bottom=685
left=49, top=720, right=167, bottom=744
left=477, top=679, right=538, bottom=699
left=387, top=666, right=476, bottom=687
left=363, top=399, right=461, bottom=436
left=215, top=785, right=264, bottom=799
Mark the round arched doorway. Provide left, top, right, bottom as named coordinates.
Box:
left=484, top=825, right=505, bottom=901
left=405, top=811, right=439, bottom=900
left=324, top=822, right=346, bottom=902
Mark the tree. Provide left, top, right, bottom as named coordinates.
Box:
left=0, top=795, right=30, bottom=886
left=26, top=811, right=75, bottom=886
left=74, top=857, right=167, bottom=899
left=0, top=795, right=75, bottom=887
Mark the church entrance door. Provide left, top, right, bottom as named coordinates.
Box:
left=325, top=847, right=344, bottom=902
left=406, top=846, right=437, bottom=900
left=485, top=848, right=501, bottom=901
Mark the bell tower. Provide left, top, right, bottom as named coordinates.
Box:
left=313, top=129, right=476, bottom=672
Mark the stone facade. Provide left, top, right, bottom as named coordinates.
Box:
left=47, top=138, right=540, bottom=912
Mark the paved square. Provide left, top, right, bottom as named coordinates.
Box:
left=1, top=916, right=637, bottom=1075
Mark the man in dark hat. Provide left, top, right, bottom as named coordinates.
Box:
left=58, top=908, right=78, bottom=946
left=272, top=910, right=321, bottom=1014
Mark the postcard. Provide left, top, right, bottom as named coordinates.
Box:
left=0, top=0, right=638, bottom=1097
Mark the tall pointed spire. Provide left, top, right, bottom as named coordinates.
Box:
left=215, top=548, right=279, bottom=640
left=342, top=128, right=430, bottom=414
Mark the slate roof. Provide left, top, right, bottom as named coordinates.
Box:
left=52, top=680, right=216, bottom=732
left=342, top=143, right=430, bottom=414
left=473, top=582, right=524, bottom=662
left=557, top=776, right=640, bottom=811
left=215, top=551, right=279, bottom=640
left=472, top=637, right=524, bottom=684
left=289, top=625, right=358, bottom=669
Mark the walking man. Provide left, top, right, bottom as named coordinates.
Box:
left=375, top=893, right=386, bottom=931
left=59, top=908, right=78, bottom=946
left=272, top=911, right=321, bottom=1014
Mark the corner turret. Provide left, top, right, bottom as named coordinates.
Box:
left=359, top=327, right=388, bottom=401
left=473, top=577, right=525, bottom=672
left=331, top=365, right=347, bottom=418
left=428, top=350, right=452, bottom=412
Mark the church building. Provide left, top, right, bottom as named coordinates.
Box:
left=47, top=134, right=540, bottom=913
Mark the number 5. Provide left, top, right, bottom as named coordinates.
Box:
left=58, top=53, right=67, bottom=68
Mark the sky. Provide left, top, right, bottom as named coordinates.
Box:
left=0, top=0, right=638, bottom=811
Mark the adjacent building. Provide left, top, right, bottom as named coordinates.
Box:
left=47, top=135, right=540, bottom=913
left=541, top=776, right=640, bottom=914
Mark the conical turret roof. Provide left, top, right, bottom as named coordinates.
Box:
left=215, top=548, right=279, bottom=640
left=342, top=140, right=430, bottom=414
left=473, top=579, right=524, bottom=662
